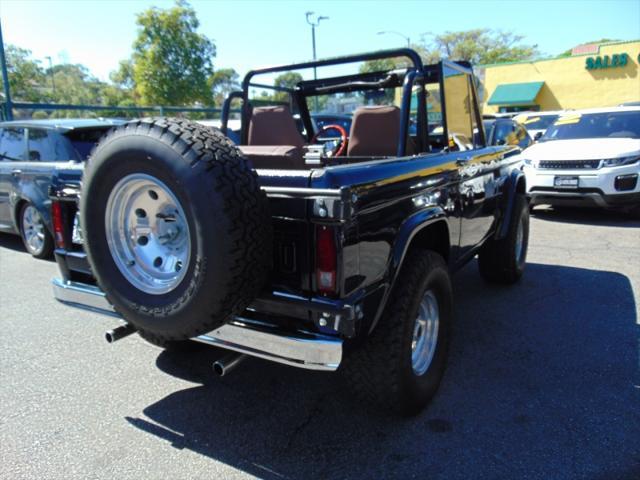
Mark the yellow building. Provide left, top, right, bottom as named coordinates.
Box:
left=479, top=40, right=640, bottom=114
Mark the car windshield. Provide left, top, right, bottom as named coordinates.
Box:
left=519, top=114, right=558, bottom=131
left=540, top=111, right=640, bottom=141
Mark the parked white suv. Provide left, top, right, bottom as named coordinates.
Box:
left=522, top=107, right=640, bottom=215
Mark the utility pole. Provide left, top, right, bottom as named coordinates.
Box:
left=377, top=30, right=411, bottom=48
left=305, top=11, right=328, bottom=112
left=0, top=18, right=13, bottom=120
left=45, top=56, right=56, bottom=95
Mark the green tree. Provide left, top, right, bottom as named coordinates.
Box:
left=49, top=64, right=100, bottom=105
left=357, top=59, right=398, bottom=105
left=420, top=29, right=539, bottom=65
left=209, top=68, right=239, bottom=105
left=271, top=71, right=302, bottom=102
left=274, top=72, right=303, bottom=90
left=110, top=60, right=135, bottom=89
left=1, top=42, right=135, bottom=119
left=359, top=58, right=398, bottom=74
left=126, top=0, right=216, bottom=106
left=43, top=64, right=134, bottom=118
left=0, top=45, right=46, bottom=102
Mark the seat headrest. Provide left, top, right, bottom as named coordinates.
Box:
left=347, top=105, right=400, bottom=157
left=248, top=105, right=304, bottom=148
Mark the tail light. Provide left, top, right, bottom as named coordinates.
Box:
left=316, top=225, right=337, bottom=295
left=51, top=201, right=65, bottom=249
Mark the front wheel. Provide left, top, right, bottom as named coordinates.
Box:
left=19, top=203, right=53, bottom=259
left=342, top=250, right=453, bottom=416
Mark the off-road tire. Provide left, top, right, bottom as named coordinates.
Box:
left=478, top=194, right=529, bottom=284
left=137, top=330, right=200, bottom=353
left=341, top=250, right=453, bottom=416
left=81, top=117, right=271, bottom=341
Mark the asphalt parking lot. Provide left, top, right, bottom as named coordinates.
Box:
left=1, top=206, right=639, bottom=480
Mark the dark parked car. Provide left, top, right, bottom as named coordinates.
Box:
left=481, top=117, right=533, bottom=149
left=0, top=119, right=122, bottom=257
left=50, top=50, right=528, bottom=415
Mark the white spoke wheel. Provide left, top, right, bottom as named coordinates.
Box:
left=411, top=290, right=440, bottom=376
left=19, top=204, right=52, bottom=259
left=105, top=173, right=191, bottom=295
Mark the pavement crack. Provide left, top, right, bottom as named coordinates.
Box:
left=283, top=400, right=323, bottom=452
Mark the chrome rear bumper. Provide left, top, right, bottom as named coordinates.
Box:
left=51, top=278, right=342, bottom=371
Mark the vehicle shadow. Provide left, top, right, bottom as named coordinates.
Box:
left=0, top=232, right=27, bottom=253
left=0, top=233, right=29, bottom=255
left=532, top=205, right=640, bottom=228
left=0, top=232, right=56, bottom=261
left=126, top=261, right=640, bottom=479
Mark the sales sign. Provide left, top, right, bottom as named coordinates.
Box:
left=585, top=53, right=629, bottom=69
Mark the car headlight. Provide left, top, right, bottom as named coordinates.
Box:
left=601, top=155, right=640, bottom=167
left=522, top=158, right=539, bottom=168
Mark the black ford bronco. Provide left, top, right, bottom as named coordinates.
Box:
left=50, top=49, right=529, bottom=415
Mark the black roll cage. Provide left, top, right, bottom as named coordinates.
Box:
left=220, top=48, right=486, bottom=157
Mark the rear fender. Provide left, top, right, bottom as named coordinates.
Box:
left=367, top=206, right=449, bottom=334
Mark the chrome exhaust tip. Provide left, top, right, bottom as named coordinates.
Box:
left=105, top=324, right=137, bottom=343
left=213, top=353, right=247, bottom=377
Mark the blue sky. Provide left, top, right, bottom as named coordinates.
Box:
left=1, top=0, right=639, bottom=82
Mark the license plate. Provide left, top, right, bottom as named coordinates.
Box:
left=554, top=176, right=579, bottom=189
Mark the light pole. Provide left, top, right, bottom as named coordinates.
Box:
left=0, top=19, right=13, bottom=120
left=45, top=56, right=55, bottom=95
left=377, top=30, right=411, bottom=48
left=306, top=11, right=328, bottom=112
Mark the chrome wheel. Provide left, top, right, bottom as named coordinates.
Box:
left=22, top=205, right=46, bottom=255
left=411, top=290, right=440, bottom=376
left=105, top=173, right=191, bottom=295
left=515, top=216, right=524, bottom=264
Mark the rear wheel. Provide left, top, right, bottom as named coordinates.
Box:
left=342, top=250, right=453, bottom=416
left=19, top=203, right=53, bottom=259
left=478, top=194, right=529, bottom=284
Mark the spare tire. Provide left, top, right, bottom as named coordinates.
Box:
left=81, top=118, right=271, bottom=341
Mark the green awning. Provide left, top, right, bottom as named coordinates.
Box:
left=487, top=81, right=544, bottom=106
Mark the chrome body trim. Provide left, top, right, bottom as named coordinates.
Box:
left=52, top=277, right=118, bottom=316
left=193, top=318, right=342, bottom=371
left=51, top=278, right=343, bottom=371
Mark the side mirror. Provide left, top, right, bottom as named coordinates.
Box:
left=534, top=131, right=543, bottom=141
